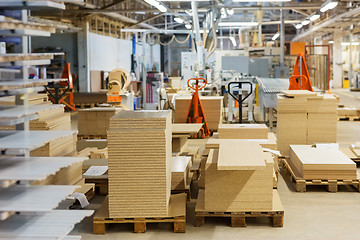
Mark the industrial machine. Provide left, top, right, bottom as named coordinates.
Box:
left=186, top=78, right=210, bottom=138
left=107, top=68, right=134, bottom=109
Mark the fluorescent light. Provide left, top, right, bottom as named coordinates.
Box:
left=185, top=24, right=192, bottom=29
left=218, top=22, right=258, bottom=27
left=227, top=8, right=234, bottom=16
left=185, top=10, right=192, bottom=16
left=301, top=20, right=310, bottom=25
left=233, top=0, right=290, bottom=1
left=229, top=36, right=237, bottom=47
left=341, top=42, right=360, bottom=46
left=295, top=24, right=303, bottom=29
left=135, top=11, right=146, bottom=14
left=144, top=0, right=167, bottom=13
left=320, top=0, right=338, bottom=12
left=272, top=32, right=280, bottom=41
left=329, top=41, right=334, bottom=44
left=174, top=17, right=184, bottom=24
left=310, top=14, right=320, bottom=21
left=221, top=7, right=227, bottom=19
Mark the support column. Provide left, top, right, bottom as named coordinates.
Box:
left=333, top=30, right=343, bottom=88
left=77, top=21, right=91, bottom=92
left=280, top=4, right=285, bottom=68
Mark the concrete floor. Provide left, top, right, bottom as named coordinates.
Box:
left=71, top=89, right=360, bottom=240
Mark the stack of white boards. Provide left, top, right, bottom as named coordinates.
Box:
left=289, top=145, right=357, bottom=180
left=277, top=90, right=337, bottom=156
left=205, top=141, right=276, bottom=211
left=171, top=156, right=191, bottom=191
left=107, top=110, right=172, bottom=218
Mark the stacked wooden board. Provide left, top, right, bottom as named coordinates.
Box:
left=277, top=90, right=337, bottom=156
left=171, top=123, right=202, bottom=153
left=107, top=110, right=172, bottom=218
left=171, top=156, right=191, bottom=191
left=0, top=93, right=48, bottom=105
left=29, top=104, right=71, bottom=131
left=218, top=124, right=268, bottom=139
left=78, top=107, right=122, bottom=137
left=174, top=96, right=223, bottom=131
left=203, top=141, right=275, bottom=211
left=289, top=145, right=357, bottom=180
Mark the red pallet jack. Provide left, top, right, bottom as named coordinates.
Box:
left=186, top=78, right=210, bottom=138
left=45, top=63, right=76, bottom=111
left=289, top=53, right=313, bottom=91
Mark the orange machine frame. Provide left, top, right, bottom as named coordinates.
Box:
left=289, top=53, right=313, bottom=91
left=186, top=78, right=210, bottom=138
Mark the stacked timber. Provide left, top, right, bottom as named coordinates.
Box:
left=204, top=141, right=275, bottom=211
left=107, top=110, right=172, bottom=218
left=0, top=93, right=48, bottom=105
left=277, top=90, right=337, bottom=156
left=30, top=133, right=77, bottom=157
left=30, top=104, right=71, bottom=131
left=174, top=96, right=223, bottom=131
left=218, top=124, right=268, bottom=139
left=289, top=145, right=357, bottom=180
left=78, top=107, right=122, bottom=137
left=171, top=156, right=191, bottom=191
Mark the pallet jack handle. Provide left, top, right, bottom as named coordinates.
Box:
left=187, top=78, right=207, bottom=91
left=228, top=81, right=253, bottom=124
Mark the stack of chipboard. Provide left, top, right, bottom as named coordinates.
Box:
left=174, top=96, right=223, bottom=131
left=30, top=104, right=71, bottom=131
left=107, top=110, right=172, bottom=218
left=171, top=123, right=202, bottom=153
left=0, top=93, right=48, bottom=105
left=78, top=107, right=122, bottom=136
left=337, top=107, right=360, bottom=117
left=205, top=141, right=274, bottom=211
left=171, top=156, right=191, bottom=191
left=289, top=145, right=357, bottom=180
left=218, top=124, right=269, bottom=139
left=30, top=133, right=77, bottom=157
left=277, top=90, right=337, bottom=156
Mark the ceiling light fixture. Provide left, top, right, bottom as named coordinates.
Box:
left=320, top=0, right=338, bottom=13
left=272, top=32, right=280, bottom=41
left=144, top=0, right=167, bottom=13
left=295, top=24, right=303, bottom=29
left=174, top=17, right=184, bottom=24
left=233, top=0, right=290, bottom=2
left=301, top=20, right=310, bottom=25
left=328, top=41, right=334, bottom=44
left=227, top=8, right=234, bottom=16
left=218, top=22, right=258, bottom=27
left=185, top=24, right=192, bottom=29
left=341, top=42, right=360, bottom=46
left=310, top=14, right=320, bottom=21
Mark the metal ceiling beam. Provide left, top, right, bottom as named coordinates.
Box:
left=129, top=12, right=165, bottom=28
left=100, top=0, right=126, bottom=9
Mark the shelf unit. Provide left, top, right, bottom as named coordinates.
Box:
left=0, top=1, right=93, bottom=239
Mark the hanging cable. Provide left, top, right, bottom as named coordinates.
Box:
left=174, top=34, right=191, bottom=44
left=206, top=18, right=218, bottom=61
left=159, top=35, right=175, bottom=46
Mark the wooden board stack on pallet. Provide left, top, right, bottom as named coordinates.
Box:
left=337, top=106, right=360, bottom=121
left=171, top=123, right=202, bottom=153
left=78, top=107, right=122, bottom=138
left=277, top=90, right=337, bottom=156
left=174, top=96, right=223, bottom=131
left=29, top=105, right=71, bottom=131
left=107, top=111, right=180, bottom=216
left=282, top=145, right=359, bottom=192
left=195, top=141, right=284, bottom=227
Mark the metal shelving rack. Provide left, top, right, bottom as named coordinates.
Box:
left=0, top=1, right=93, bottom=239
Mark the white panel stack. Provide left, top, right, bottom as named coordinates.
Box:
left=108, top=110, right=172, bottom=218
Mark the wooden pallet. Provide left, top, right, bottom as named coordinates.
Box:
left=281, top=158, right=360, bottom=192
left=78, top=135, right=107, bottom=140
left=75, top=103, right=96, bottom=109
left=85, top=177, right=108, bottom=195
left=337, top=116, right=360, bottom=121
left=93, top=194, right=186, bottom=234
left=195, top=189, right=284, bottom=227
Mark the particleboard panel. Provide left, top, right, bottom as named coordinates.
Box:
left=171, top=156, right=191, bottom=190
left=171, top=123, right=202, bottom=134
left=217, top=141, right=266, bottom=170
left=289, top=145, right=357, bottom=180
left=108, top=110, right=172, bottom=218
left=218, top=124, right=268, bottom=139
left=280, top=90, right=317, bottom=97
